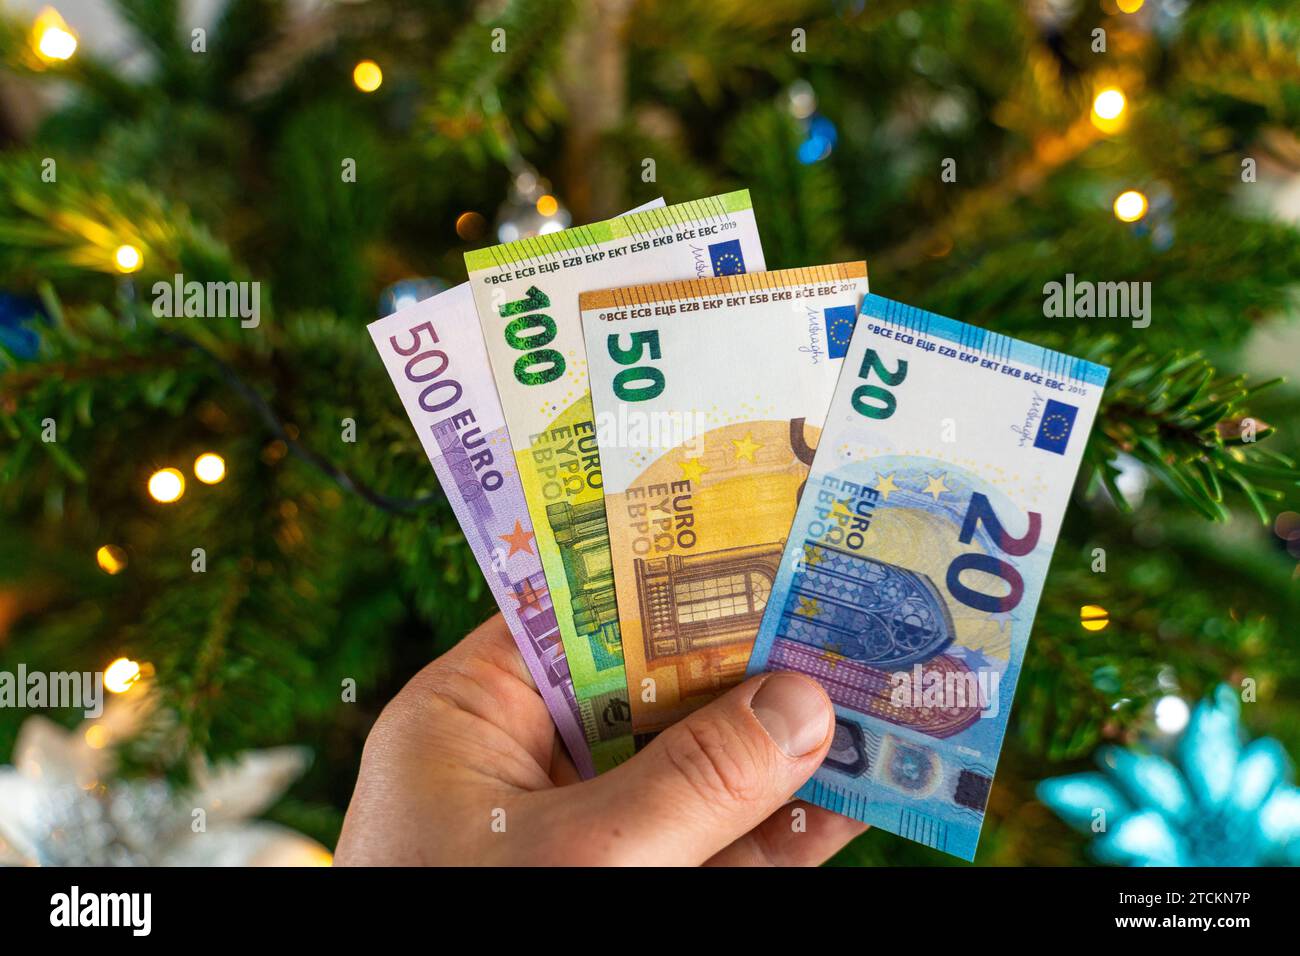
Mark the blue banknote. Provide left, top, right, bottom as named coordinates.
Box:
left=746, top=294, right=1109, bottom=860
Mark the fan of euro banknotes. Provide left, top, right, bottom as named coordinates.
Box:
left=368, top=191, right=1109, bottom=862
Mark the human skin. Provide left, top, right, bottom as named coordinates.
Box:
left=335, top=613, right=867, bottom=866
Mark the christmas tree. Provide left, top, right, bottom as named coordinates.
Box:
left=1, top=0, right=1297, bottom=865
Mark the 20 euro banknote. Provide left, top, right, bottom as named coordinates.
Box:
left=746, top=294, right=1109, bottom=860
left=466, top=191, right=766, bottom=770
left=580, top=263, right=867, bottom=738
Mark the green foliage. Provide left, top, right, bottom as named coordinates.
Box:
left=1, top=0, right=1297, bottom=861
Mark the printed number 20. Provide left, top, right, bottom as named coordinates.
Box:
left=945, top=492, right=1042, bottom=614
left=852, top=349, right=908, bottom=419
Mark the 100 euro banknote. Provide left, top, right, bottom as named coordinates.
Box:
left=368, top=284, right=594, bottom=778
left=466, top=191, right=766, bottom=770
left=746, top=294, right=1109, bottom=860
left=580, top=263, right=867, bottom=738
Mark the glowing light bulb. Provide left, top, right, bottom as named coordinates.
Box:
left=194, top=452, right=226, bottom=484
left=147, top=467, right=185, bottom=503
left=114, top=244, right=142, bottom=274
left=1080, top=604, right=1110, bottom=631
left=32, top=8, right=77, bottom=62
left=353, top=60, right=383, bottom=93
left=104, top=657, right=142, bottom=694
left=1154, top=694, right=1190, bottom=734
left=1113, top=189, right=1149, bottom=223
left=96, top=544, right=127, bottom=575
left=1091, top=88, right=1127, bottom=132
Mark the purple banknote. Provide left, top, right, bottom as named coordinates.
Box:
left=369, top=282, right=595, bottom=776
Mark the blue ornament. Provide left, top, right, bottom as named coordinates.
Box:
left=0, top=292, right=46, bottom=361
left=377, top=278, right=448, bottom=318
left=797, top=114, right=838, bottom=165
left=1038, top=685, right=1300, bottom=866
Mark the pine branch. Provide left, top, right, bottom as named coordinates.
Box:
left=1089, top=343, right=1294, bottom=523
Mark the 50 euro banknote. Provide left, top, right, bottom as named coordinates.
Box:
left=579, top=263, right=868, bottom=738
left=746, top=294, right=1109, bottom=860
left=466, top=191, right=766, bottom=770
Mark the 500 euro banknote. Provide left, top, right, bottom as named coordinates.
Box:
left=747, top=294, right=1108, bottom=860
left=368, top=284, right=595, bottom=777
left=466, top=191, right=766, bottom=770
left=580, top=263, right=867, bottom=739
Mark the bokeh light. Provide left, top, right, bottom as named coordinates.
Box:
left=1113, top=189, right=1149, bottom=223
left=352, top=60, right=383, bottom=93
left=147, top=467, right=185, bottom=503
left=194, top=452, right=226, bottom=484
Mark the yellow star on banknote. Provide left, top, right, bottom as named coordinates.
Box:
left=819, top=643, right=844, bottom=670
left=829, top=499, right=855, bottom=522
left=797, top=596, right=821, bottom=617
left=731, top=432, right=763, bottom=462
left=874, top=472, right=900, bottom=500
left=802, top=543, right=824, bottom=567
left=678, top=456, right=710, bottom=483
left=923, top=473, right=950, bottom=500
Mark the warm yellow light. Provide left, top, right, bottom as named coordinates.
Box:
left=352, top=60, right=383, bottom=93
left=96, top=544, right=127, bottom=575
left=1092, top=88, right=1126, bottom=122
left=1080, top=605, right=1110, bottom=632
left=1113, top=189, right=1149, bottom=223
left=84, top=725, right=108, bottom=749
left=535, top=194, right=559, bottom=217
left=104, top=657, right=142, bottom=694
left=455, top=211, right=486, bottom=241
left=194, top=452, right=226, bottom=484
left=114, top=244, right=142, bottom=274
left=32, top=8, right=77, bottom=62
left=147, top=467, right=185, bottom=503
left=1117, top=0, right=1144, bottom=13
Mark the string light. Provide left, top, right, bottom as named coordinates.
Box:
left=96, top=545, right=128, bottom=575
left=194, top=452, right=227, bottom=484
left=147, top=467, right=185, bottom=503
left=1117, top=0, right=1145, bottom=13
left=535, top=194, right=559, bottom=217
left=104, top=658, right=142, bottom=694
left=114, top=244, right=142, bottom=274
left=455, top=211, right=486, bottom=241
left=32, top=7, right=77, bottom=63
left=1091, top=88, right=1127, bottom=132
left=352, top=60, right=383, bottom=93
left=1154, top=694, right=1190, bottom=734
left=1080, top=604, right=1110, bottom=631
left=1113, top=189, right=1149, bottom=223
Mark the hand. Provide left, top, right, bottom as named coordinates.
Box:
left=334, top=613, right=866, bottom=865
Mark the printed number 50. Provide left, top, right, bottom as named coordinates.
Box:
left=607, top=330, right=665, bottom=402
left=852, top=349, right=908, bottom=420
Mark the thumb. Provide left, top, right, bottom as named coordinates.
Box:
left=569, top=672, right=835, bottom=865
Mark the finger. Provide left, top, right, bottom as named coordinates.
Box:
left=386, top=613, right=556, bottom=784
left=549, top=735, right=584, bottom=787
left=704, top=801, right=868, bottom=867
left=434, top=611, right=538, bottom=692
left=542, top=672, right=834, bottom=865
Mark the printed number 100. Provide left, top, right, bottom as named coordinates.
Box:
left=498, top=286, right=565, bottom=386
